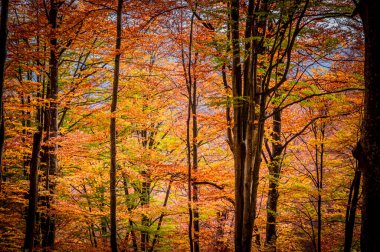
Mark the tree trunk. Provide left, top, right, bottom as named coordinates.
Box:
left=191, top=35, right=200, bottom=252
left=317, top=125, right=324, bottom=252
left=21, top=94, right=32, bottom=179
left=41, top=0, right=59, bottom=247
left=356, top=1, right=380, bottom=251
left=23, top=131, right=42, bottom=251
left=149, top=180, right=172, bottom=252
left=122, top=174, right=138, bottom=252
left=230, top=1, right=266, bottom=250
left=141, top=177, right=151, bottom=252
left=0, top=0, right=9, bottom=189
left=186, top=79, right=194, bottom=252
left=185, top=9, right=198, bottom=252
left=310, top=121, right=325, bottom=252
left=228, top=0, right=308, bottom=250
left=110, top=0, right=123, bottom=251
left=230, top=1, right=244, bottom=251
left=265, top=109, right=282, bottom=250
left=216, top=210, right=228, bottom=251
left=344, top=167, right=361, bottom=252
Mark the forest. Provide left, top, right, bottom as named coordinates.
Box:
left=0, top=0, right=379, bottom=251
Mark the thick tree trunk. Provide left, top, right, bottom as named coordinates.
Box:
left=23, top=131, right=42, bottom=251
left=0, top=0, right=9, bottom=189
left=230, top=1, right=266, bottom=251
left=110, top=0, right=123, bottom=251
left=356, top=1, right=380, bottom=251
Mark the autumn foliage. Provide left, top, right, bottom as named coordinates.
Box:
left=0, top=0, right=370, bottom=251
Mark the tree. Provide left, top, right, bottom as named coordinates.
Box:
left=0, top=0, right=9, bottom=188
left=344, top=163, right=361, bottom=252
left=229, top=1, right=309, bottom=250
left=110, top=0, right=123, bottom=251
left=23, top=130, right=42, bottom=251
left=184, top=6, right=200, bottom=252
left=40, top=1, right=61, bottom=246
left=354, top=0, right=380, bottom=251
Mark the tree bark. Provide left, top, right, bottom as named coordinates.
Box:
left=356, top=1, right=380, bottom=251
left=265, top=109, right=282, bottom=249
left=0, top=0, right=9, bottom=189
left=317, top=124, right=325, bottom=252
left=230, top=1, right=244, bottom=251
left=110, top=0, right=123, bottom=251
left=229, top=1, right=308, bottom=250
left=344, top=167, right=361, bottom=252
left=185, top=9, right=198, bottom=252
left=23, top=131, right=42, bottom=251
left=190, top=18, right=200, bottom=252
left=309, top=120, right=326, bottom=252
left=230, top=0, right=267, bottom=250
left=41, top=0, right=59, bottom=247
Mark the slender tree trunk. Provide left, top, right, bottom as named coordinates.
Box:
left=122, top=174, right=138, bottom=252
left=0, top=0, right=9, bottom=189
left=23, top=131, right=42, bottom=251
left=310, top=121, right=325, bottom=252
left=317, top=195, right=322, bottom=252
left=41, top=0, right=59, bottom=247
left=138, top=129, right=157, bottom=251
left=185, top=9, right=197, bottom=252
left=34, top=72, right=44, bottom=247
left=22, top=94, right=32, bottom=179
left=186, top=81, right=194, bottom=252
left=149, top=180, right=172, bottom=252
left=192, top=104, right=200, bottom=252
left=141, top=176, right=151, bottom=252
left=356, top=1, right=380, bottom=251
left=216, top=210, right=228, bottom=251
left=230, top=2, right=244, bottom=251
left=110, top=0, right=123, bottom=251
left=101, top=202, right=108, bottom=247
left=265, top=109, right=282, bottom=250
left=344, top=166, right=361, bottom=252
left=89, top=223, right=97, bottom=248
left=190, top=20, right=200, bottom=252
left=317, top=126, right=324, bottom=252
left=82, top=185, right=98, bottom=248
left=24, top=81, right=44, bottom=251
left=192, top=112, right=200, bottom=252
